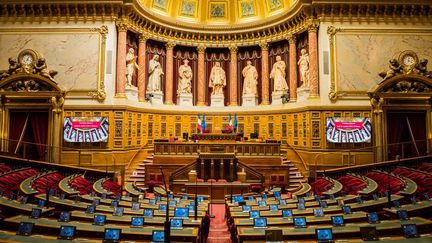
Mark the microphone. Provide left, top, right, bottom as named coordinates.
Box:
left=159, top=166, right=170, bottom=243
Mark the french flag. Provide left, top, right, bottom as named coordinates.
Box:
left=228, top=114, right=233, bottom=131
left=197, top=114, right=202, bottom=132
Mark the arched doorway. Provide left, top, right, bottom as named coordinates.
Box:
left=0, top=49, right=65, bottom=162
left=368, top=51, right=432, bottom=162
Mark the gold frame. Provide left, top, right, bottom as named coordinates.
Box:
left=208, top=2, right=228, bottom=21
left=238, top=0, right=256, bottom=18
left=327, top=26, right=432, bottom=102
left=0, top=26, right=107, bottom=102
left=178, top=0, right=198, bottom=18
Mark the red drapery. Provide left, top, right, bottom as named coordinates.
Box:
left=8, top=112, right=28, bottom=154
left=173, top=47, right=198, bottom=104
left=237, top=46, right=262, bottom=105
left=205, top=49, right=231, bottom=106
left=269, top=40, right=290, bottom=103
left=387, top=111, right=426, bottom=159
left=30, top=112, right=49, bottom=161
left=146, top=40, right=167, bottom=100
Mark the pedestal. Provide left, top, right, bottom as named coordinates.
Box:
left=271, top=91, right=286, bottom=105
left=188, top=170, right=197, bottom=183
left=242, top=94, right=258, bottom=107
left=297, top=86, right=310, bottom=102
left=125, top=85, right=138, bottom=100
left=211, top=94, right=225, bottom=107
left=237, top=171, right=246, bottom=182
left=149, top=91, right=163, bottom=105
left=177, top=93, right=193, bottom=107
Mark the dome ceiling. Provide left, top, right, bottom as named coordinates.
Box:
left=137, top=0, right=296, bottom=29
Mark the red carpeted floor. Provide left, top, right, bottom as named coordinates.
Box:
left=207, top=204, right=232, bottom=243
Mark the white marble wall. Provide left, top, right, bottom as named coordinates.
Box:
left=0, top=30, right=100, bottom=91
left=335, top=33, right=432, bottom=91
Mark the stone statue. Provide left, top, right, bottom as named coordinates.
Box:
left=126, top=48, right=139, bottom=87
left=209, top=62, right=226, bottom=95
left=147, top=54, right=164, bottom=92
left=0, top=57, right=21, bottom=80
left=297, top=48, right=310, bottom=88
left=270, top=55, right=288, bottom=92
left=177, top=59, right=193, bottom=94
left=379, top=58, right=401, bottom=82
left=242, top=60, right=258, bottom=95
left=34, top=57, right=57, bottom=81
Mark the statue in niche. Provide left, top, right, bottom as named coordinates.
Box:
left=270, top=55, right=288, bottom=92
left=34, top=57, right=57, bottom=81
left=177, top=59, right=193, bottom=94
left=209, top=61, right=226, bottom=95
left=126, top=48, right=139, bottom=87
left=242, top=60, right=258, bottom=96
left=297, top=48, right=310, bottom=88
left=147, top=54, right=164, bottom=92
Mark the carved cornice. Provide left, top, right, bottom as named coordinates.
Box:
left=286, top=34, right=296, bottom=45
left=138, top=33, right=149, bottom=43
left=0, top=1, right=122, bottom=23
left=165, top=41, right=176, bottom=49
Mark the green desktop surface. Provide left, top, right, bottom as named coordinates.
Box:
left=124, top=182, right=143, bottom=196
left=70, top=210, right=203, bottom=226
left=230, top=195, right=404, bottom=218
left=322, top=177, right=343, bottom=195
left=36, top=195, right=207, bottom=217
left=358, top=177, right=378, bottom=195
left=58, top=174, right=80, bottom=195
left=399, top=176, right=418, bottom=195
left=19, top=175, right=39, bottom=195
left=0, top=196, right=53, bottom=213
left=234, top=211, right=367, bottom=226
left=92, top=178, right=113, bottom=196
left=384, top=200, right=432, bottom=216
left=5, top=215, right=199, bottom=239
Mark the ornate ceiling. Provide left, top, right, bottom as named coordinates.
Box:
left=136, top=0, right=296, bottom=29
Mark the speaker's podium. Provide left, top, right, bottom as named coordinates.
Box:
left=154, top=132, right=282, bottom=202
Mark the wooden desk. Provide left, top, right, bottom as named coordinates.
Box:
left=236, top=217, right=432, bottom=242
left=5, top=215, right=199, bottom=242
left=184, top=182, right=250, bottom=203
left=383, top=200, right=432, bottom=217
left=0, top=196, right=53, bottom=215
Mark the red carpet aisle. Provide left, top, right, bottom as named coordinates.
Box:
left=207, top=204, right=232, bottom=243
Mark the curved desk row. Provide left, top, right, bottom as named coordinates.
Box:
left=5, top=215, right=199, bottom=242
left=236, top=217, right=432, bottom=242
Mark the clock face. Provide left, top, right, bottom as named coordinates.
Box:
left=22, top=54, right=34, bottom=65
left=403, top=55, right=415, bottom=66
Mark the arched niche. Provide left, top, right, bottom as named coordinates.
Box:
left=0, top=49, right=65, bottom=163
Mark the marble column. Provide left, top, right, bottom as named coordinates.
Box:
left=211, top=159, right=215, bottom=179
left=229, top=45, right=238, bottom=106
left=165, top=41, right=176, bottom=105
left=260, top=42, right=270, bottom=105
left=219, top=159, right=224, bottom=179
left=115, top=22, right=128, bottom=98
left=308, top=22, right=319, bottom=97
left=197, top=45, right=206, bottom=106
left=137, top=34, right=148, bottom=102
left=288, top=34, right=298, bottom=102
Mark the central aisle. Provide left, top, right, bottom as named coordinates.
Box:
left=207, top=204, right=232, bottom=243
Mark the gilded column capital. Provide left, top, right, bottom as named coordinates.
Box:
left=139, top=33, right=149, bottom=43
left=116, top=21, right=128, bottom=32
left=307, top=19, right=319, bottom=32
left=228, top=45, right=238, bottom=53
left=165, top=41, right=176, bottom=49
left=287, top=34, right=296, bottom=44
left=197, top=45, right=206, bottom=53
left=259, top=41, right=269, bottom=51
